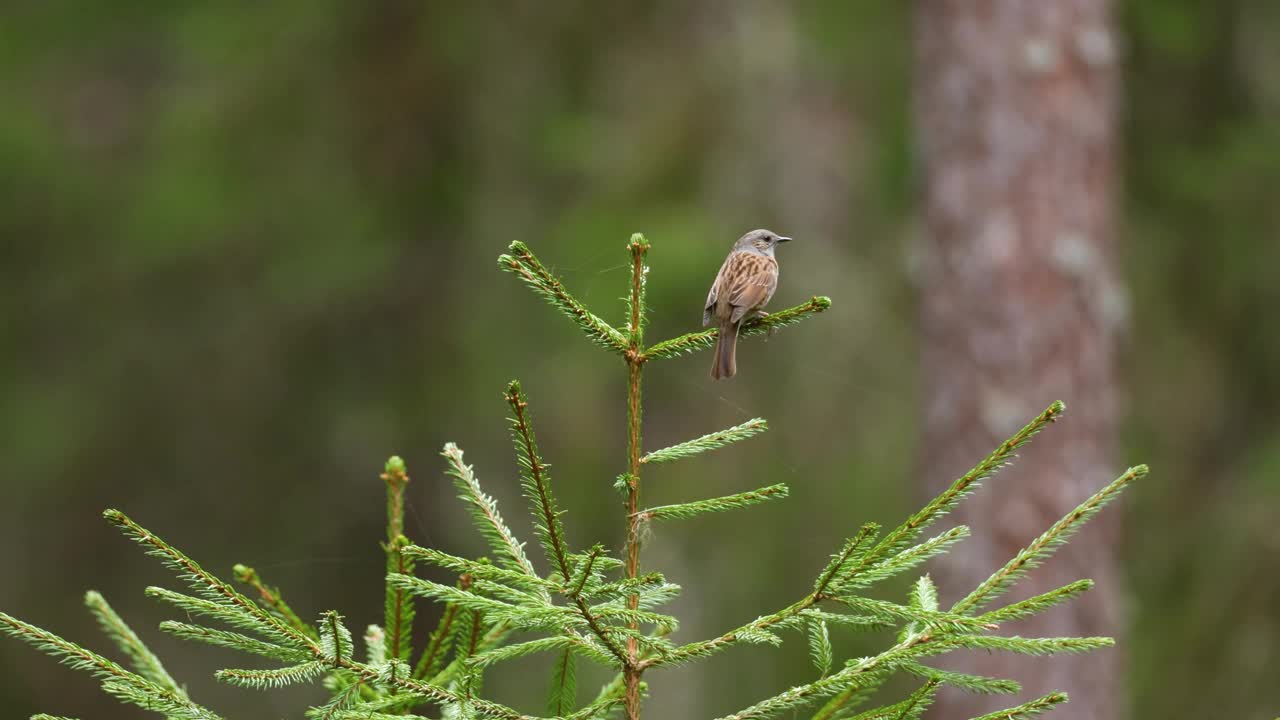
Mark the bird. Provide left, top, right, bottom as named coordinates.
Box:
left=704, top=229, right=791, bottom=379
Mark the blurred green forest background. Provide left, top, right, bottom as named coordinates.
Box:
left=1, top=2, right=1278, bottom=719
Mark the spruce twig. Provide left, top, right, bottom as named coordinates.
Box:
left=621, top=235, right=649, bottom=720
left=953, top=464, right=1147, bottom=614
left=498, top=241, right=629, bottom=355
left=0, top=610, right=221, bottom=719
left=443, top=443, right=541, bottom=581
left=969, top=692, right=1069, bottom=720
left=855, top=401, right=1066, bottom=574
left=641, top=419, right=768, bottom=465
left=83, top=590, right=186, bottom=698
left=233, top=564, right=316, bottom=638
left=636, top=484, right=789, bottom=523
left=382, top=456, right=415, bottom=674
left=643, top=296, right=832, bottom=361
left=506, top=381, right=573, bottom=581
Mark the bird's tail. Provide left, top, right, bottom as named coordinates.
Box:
left=711, top=321, right=738, bottom=379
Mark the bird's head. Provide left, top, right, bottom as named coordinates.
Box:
left=735, top=228, right=792, bottom=255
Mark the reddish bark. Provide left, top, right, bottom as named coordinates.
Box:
left=914, top=2, right=1125, bottom=717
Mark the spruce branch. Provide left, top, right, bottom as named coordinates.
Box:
left=643, top=296, right=832, bottom=361
left=806, top=617, right=833, bottom=678
left=968, top=692, right=1068, bottom=720
left=948, top=635, right=1114, bottom=656
left=640, top=419, right=768, bottom=465
left=975, top=580, right=1094, bottom=625
left=499, top=241, right=629, bottom=354
left=83, top=590, right=185, bottom=698
left=443, top=443, right=541, bottom=581
left=0, top=610, right=221, bottom=719
left=320, top=611, right=355, bottom=666
left=636, top=484, right=789, bottom=523
left=504, top=381, right=628, bottom=664
left=144, top=586, right=299, bottom=648
left=797, top=609, right=891, bottom=633
left=217, top=661, right=328, bottom=690
left=841, top=526, right=969, bottom=591
left=232, top=564, right=316, bottom=638
left=814, top=523, right=881, bottom=597
left=382, top=456, right=415, bottom=668
left=621, top=238, right=648, bottom=720
left=547, top=647, right=579, bottom=717
left=159, top=620, right=311, bottom=662
left=827, top=596, right=995, bottom=635
left=104, top=510, right=317, bottom=655
left=466, top=636, right=587, bottom=669
left=899, top=662, right=1020, bottom=695
left=715, top=632, right=942, bottom=720
left=953, top=464, right=1147, bottom=614
left=566, top=545, right=604, bottom=598
left=857, top=401, right=1066, bottom=570
left=808, top=670, right=889, bottom=720
left=506, top=381, right=573, bottom=581
left=403, top=546, right=554, bottom=595
left=626, top=233, right=650, bottom=345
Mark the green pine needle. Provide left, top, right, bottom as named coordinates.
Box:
left=547, top=647, right=579, bottom=716
left=951, top=635, right=1114, bottom=656
left=814, top=523, right=880, bottom=596
left=638, top=483, right=789, bottom=523
left=968, top=691, right=1069, bottom=720
left=976, top=580, right=1094, bottom=625
left=0, top=610, right=221, bottom=719
left=83, top=590, right=185, bottom=698
left=899, top=662, right=1020, bottom=695
left=382, top=457, right=415, bottom=665
left=159, top=620, right=310, bottom=662
left=216, top=661, right=328, bottom=690
left=954, top=464, right=1147, bottom=614
left=499, top=242, right=629, bottom=354
left=807, top=617, right=833, bottom=678
left=104, top=510, right=315, bottom=655
left=859, top=402, right=1066, bottom=571
left=641, top=419, right=769, bottom=465
left=232, top=564, right=316, bottom=639
left=442, top=443, right=541, bottom=582
left=506, top=381, right=573, bottom=581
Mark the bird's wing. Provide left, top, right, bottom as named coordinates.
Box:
left=703, top=282, right=718, bottom=327
left=704, top=254, right=734, bottom=326
left=727, top=255, right=778, bottom=324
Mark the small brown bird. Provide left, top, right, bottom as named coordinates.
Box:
left=704, top=229, right=791, bottom=379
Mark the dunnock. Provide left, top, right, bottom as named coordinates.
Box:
left=703, top=229, right=791, bottom=379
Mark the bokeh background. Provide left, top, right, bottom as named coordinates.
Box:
left=2, top=3, right=1278, bottom=719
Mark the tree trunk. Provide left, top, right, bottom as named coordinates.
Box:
left=913, top=2, right=1124, bottom=718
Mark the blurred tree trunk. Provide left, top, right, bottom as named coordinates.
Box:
left=913, top=2, right=1125, bottom=718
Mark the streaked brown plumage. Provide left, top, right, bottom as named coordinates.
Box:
left=703, top=229, right=791, bottom=379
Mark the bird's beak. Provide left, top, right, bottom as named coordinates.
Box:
left=777, top=236, right=793, bottom=243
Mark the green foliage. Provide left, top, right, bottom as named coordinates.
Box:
left=0, top=238, right=1143, bottom=719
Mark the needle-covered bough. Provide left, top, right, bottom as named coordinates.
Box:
left=2, top=235, right=1145, bottom=720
